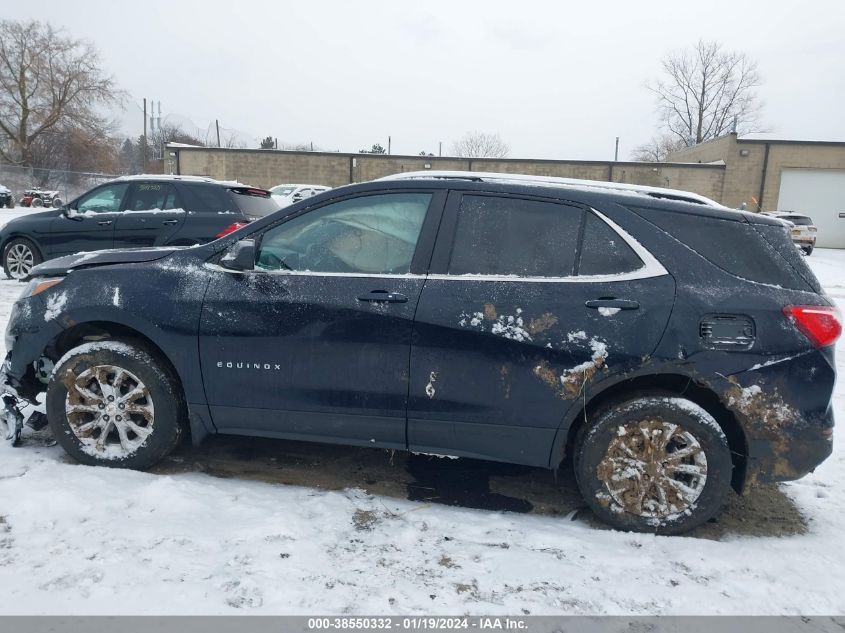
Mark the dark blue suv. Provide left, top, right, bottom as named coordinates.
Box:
left=0, top=172, right=838, bottom=534
left=0, top=175, right=278, bottom=279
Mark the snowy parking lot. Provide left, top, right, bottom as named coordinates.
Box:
left=0, top=206, right=842, bottom=614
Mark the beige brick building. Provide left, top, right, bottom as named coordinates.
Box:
left=669, top=134, right=845, bottom=247
left=169, top=133, right=845, bottom=247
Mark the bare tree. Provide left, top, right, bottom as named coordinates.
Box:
left=451, top=131, right=509, bottom=158
left=630, top=134, right=686, bottom=162
left=0, top=19, right=122, bottom=166
left=647, top=40, right=765, bottom=148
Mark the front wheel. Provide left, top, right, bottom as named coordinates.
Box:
left=574, top=396, right=733, bottom=535
left=31, top=197, right=44, bottom=207
left=3, top=237, right=42, bottom=280
left=46, top=341, right=184, bottom=469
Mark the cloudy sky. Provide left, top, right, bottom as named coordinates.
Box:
left=4, top=0, right=844, bottom=159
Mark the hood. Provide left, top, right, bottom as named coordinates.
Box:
left=28, top=247, right=182, bottom=278
left=0, top=185, right=10, bottom=194
left=4, top=209, right=60, bottom=226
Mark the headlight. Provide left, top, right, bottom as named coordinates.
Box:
left=19, top=277, right=64, bottom=300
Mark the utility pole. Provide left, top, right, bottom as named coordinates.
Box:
left=439, top=141, right=442, bottom=157
left=216, top=120, right=221, bottom=147
left=388, top=136, right=391, bottom=155
left=614, top=137, right=619, bottom=162
left=142, top=98, right=147, bottom=173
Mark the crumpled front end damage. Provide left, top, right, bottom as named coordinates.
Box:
left=0, top=297, right=59, bottom=444
left=708, top=348, right=835, bottom=487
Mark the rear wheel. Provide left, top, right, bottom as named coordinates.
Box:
left=46, top=341, right=184, bottom=469
left=3, top=237, right=42, bottom=280
left=574, top=396, right=733, bottom=535
left=31, top=197, right=44, bottom=208
left=803, top=245, right=814, bottom=256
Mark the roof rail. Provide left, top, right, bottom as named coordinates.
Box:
left=377, top=170, right=722, bottom=207
left=113, top=174, right=244, bottom=186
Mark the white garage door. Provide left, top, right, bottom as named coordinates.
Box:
left=778, top=169, right=845, bottom=248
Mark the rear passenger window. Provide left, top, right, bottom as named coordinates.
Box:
left=448, top=195, right=582, bottom=277
left=578, top=212, right=643, bottom=275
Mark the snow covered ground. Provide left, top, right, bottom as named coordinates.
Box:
left=0, top=231, right=842, bottom=614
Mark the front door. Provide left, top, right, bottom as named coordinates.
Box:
left=113, top=181, right=186, bottom=248
left=407, top=192, right=676, bottom=467
left=47, top=183, right=127, bottom=256
left=198, top=190, right=444, bottom=448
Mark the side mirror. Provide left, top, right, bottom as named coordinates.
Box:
left=220, top=239, right=256, bottom=271
left=63, top=208, right=83, bottom=221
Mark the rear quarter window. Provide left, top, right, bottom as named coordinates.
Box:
left=631, top=206, right=820, bottom=291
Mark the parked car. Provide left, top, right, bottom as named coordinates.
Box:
left=0, top=184, right=13, bottom=209
left=0, top=172, right=838, bottom=534
left=761, top=211, right=817, bottom=255
left=0, top=175, right=280, bottom=279
left=19, top=188, right=63, bottom=209
left=270, top=183, right=331, bottom=207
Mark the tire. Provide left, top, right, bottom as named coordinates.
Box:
left=46, top=341, right=184, bottom=469
left=2, top=237, right=42, bottom=280
left=574, top=396, right=733, bottom=535
left=31, top=197, right=44, bottom=208
left=803, top=245, right=814, bottom=256
left=5, top=199, right=12, bottom=209
left=51, top=197, right=63, bottom=208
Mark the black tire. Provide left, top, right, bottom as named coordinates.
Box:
left=803, top=245, right=814, bottom=256
left=31, top=197, right=44, bottom=207
left=5, top=199, right=12, bottom=209
left=51, top=197, right=63, bottom=208
left=574, top=396, right=733, bottom=535
left=46, top=341, right=184, bottom=469
left=2, top=237, right=42, bottom=280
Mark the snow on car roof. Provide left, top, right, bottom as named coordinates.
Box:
left=114, top=174, right=245, bottom=186
left=378, top=170, right=723, bottom=207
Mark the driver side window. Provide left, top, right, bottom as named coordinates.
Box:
left=75, top=183, right=129, bottom=214
left=257, top=193, right=431, bottom=274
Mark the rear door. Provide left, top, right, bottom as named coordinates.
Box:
left=112, top=181, right=186, bottom=248
left=407, top=192, right=676, bottom=467
left=47, top=182, right=127, bottom=256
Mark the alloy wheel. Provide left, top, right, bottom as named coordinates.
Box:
left=596, top=419, right=708, bottom=519
left=6, top=243, right=34, bottom=279
left=65, top=365, right=155, bottom=458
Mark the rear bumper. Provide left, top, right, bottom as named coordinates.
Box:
left=713, top=348, right=835, bottom=487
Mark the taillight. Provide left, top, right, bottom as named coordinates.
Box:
left=783, top=305, right=842, bottom=348
left=216, top=222, right=249, bottom=238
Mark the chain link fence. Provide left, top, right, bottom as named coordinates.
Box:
left=0, top=164, right=123, bottom=208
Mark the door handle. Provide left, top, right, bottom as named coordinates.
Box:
left=162, top=219, right=179, bottom=225
left=97, top=220, right=112, bottom=226
left=357, top=290, right=408, bottom=303
left=585, top=298, right=640, bottom=310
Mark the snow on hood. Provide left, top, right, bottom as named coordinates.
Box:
left=28, top=247, right=183, bottom=278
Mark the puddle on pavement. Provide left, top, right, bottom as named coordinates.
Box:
left=406, top=454, right=534, bottom=513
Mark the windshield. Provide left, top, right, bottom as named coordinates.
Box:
left=270, top=186, right=297, bottom=197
